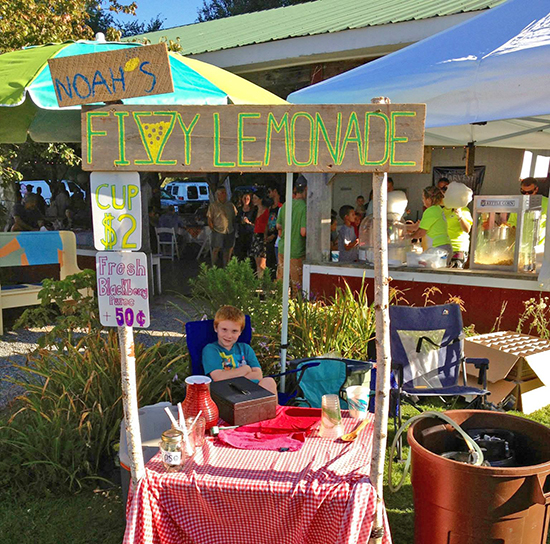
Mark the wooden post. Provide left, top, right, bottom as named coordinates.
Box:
left=369, top=98, right=393, bottom=544
left=118, top=324, right=145, bottom=485
left=279, top=172, right=294, bottom=392
left=305, top=173, right=334, bottom=263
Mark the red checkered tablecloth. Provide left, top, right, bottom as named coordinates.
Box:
left=124, top=412, right=392, bottom=544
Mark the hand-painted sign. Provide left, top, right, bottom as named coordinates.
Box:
left=48, top=43, right=173, bottom=107
left=81, top=104, right=426, bottom=173
left=96, top=251, right=150, bottom=328
left=91, top=172, right=141, bottom=251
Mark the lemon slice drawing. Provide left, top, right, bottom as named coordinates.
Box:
left=133, top=112, right=178, bottom=165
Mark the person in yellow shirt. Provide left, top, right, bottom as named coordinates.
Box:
left=444, top=206, right=473, bottom=268
left=407, top=186, right=453, bottom=264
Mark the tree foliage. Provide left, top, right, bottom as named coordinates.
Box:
left=197, top=0, right=311, bottom=22
left=0, top=1, right=139, bottom=53
left=0, top=1, right=164, bottom=193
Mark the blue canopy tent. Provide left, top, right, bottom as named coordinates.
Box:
left=288, top=0, right=550, bottom=150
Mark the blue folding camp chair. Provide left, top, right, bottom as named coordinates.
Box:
left=185, top=319, right=373, bottom=407
left=286, top=357, right=374, bottom=409
left=185, top=317, right=316, bottom=405
left=390, top=303, right=489, bottom=457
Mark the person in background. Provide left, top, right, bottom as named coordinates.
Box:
left=208, top=186, right=237, bottom=267
left=407, top=186, right=452, bottom=262
left=366, top=177, right=394, bottom=216
left=35, top=186, right=47, bottom=215
left=11, top=194, right=44, bottom=231
left=202, top=305, right=277, bottom=395
left=443, top=187, right=473, bottom=268
left=508, top=177, right=548, bottom=247
left=277, top=177, right=307, bottom=287
left=355, top=195, right=366, bottom=216
left=54, top=184, right=70, bottom=218
left=437, top=177, right=450, bottom=192
left=250, top=192, right=270, bottom=277
left=159, top=204, right=185, bottom=253
left=235, top=192, right=256, bottom=261
left=265, top=183, right=282, bottom=274
left=338, top=205, right=358, bottom=262
left=22, top=184, right=34, bottom=203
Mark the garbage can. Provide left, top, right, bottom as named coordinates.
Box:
left=408, top=410, right=550, bottom=544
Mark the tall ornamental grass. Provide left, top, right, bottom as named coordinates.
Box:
left=1, top=271, right=189, bottom=493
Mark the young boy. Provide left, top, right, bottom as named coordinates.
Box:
left=202, top=305, right=277, bottom=395
left=338, top=205, right=359, bottom=262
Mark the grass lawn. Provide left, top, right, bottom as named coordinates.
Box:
left=1, top=403, right=549, bottom=544
left=0, top=489, right=125, bottom=544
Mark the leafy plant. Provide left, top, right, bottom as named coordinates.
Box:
left=15, top=269, right=99, bottom=347
left=289, top=280, right=392, bottom=360
left=516, top=295, right=550, bottom=339
left=0, top=330, right=188, bottom=493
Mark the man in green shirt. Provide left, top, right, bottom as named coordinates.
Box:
left=276, top=178, right=307, bottom=287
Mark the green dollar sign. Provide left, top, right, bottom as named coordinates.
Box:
left=101, top=213, right=117, bottom=250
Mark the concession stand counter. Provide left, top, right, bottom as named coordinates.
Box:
left=302, top=180, right=548, bottom=334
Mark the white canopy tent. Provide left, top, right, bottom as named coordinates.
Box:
left=288, top=0, right=550, bottom=150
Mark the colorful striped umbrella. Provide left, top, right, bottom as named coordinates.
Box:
left=0, top=40, right=286, bottom=143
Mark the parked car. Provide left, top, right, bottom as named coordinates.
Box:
left=160, top=190, right=181, bottom=212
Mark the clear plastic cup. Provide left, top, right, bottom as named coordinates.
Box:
left=346, top=386, right=370, bottom=419
left=189, top=416, right=206, bottom=449
left=319, top=394, right=344, bottom=439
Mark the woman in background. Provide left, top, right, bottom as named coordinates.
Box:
left=250, top=192, right=270, bottom=277
left=407, top=186, right=452, bottom=264
left=235, top=192, right=256, bottom=261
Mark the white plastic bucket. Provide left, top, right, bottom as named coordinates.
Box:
left=346, top=386, right=370, bottom=419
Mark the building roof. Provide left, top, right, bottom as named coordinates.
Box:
left=132, top=0, right=505, bottom=56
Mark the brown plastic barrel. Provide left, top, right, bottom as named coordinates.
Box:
left=408, top=410, right=550, bottom=544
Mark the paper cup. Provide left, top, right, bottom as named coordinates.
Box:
left=346, top=386, right=370, bottom=419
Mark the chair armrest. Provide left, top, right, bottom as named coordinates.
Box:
left=465, top=357, right=489, bottom=389
left=391, top=363, right=404, bottom=388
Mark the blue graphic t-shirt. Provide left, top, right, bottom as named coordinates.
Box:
left=202, top=342, right=260, bottom=377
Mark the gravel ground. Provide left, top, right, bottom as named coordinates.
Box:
left=0, top=294, right=199, bottom=411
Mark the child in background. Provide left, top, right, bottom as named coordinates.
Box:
left=202, top=305, right=277, bottom=394
left=338, top=205, right=358, bottom=262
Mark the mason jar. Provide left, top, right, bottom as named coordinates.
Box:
left=159, top=428, right=184, bottom=472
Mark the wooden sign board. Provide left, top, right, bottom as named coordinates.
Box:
left=81, top=104, right=425, bottom=173
left=48, top=44, right=173, bottom=108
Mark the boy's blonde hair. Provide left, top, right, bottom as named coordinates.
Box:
left=214, top=305, right=245, bottom=331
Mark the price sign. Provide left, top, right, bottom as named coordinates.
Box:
left=91, top=172, right=141, bottom=251
left=96, top=251, right=150, bottom=328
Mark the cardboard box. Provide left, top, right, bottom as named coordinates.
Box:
left=464, top=331, right=550, bottom=413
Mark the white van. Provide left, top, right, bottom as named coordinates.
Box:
left=165, top=181, right=209, bottom=204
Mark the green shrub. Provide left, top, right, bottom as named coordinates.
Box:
left=288, top=280, right=378, bottom=360
left=180, top=258, right=282, bottom=375
left=0, top=330, right=188, bottom=493
left=14, top=269, right=99, bottom=348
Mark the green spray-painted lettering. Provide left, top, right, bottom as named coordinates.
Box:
left=237, top=112, right=262, bottom=167
left=176, top=113, right=200, bottom=165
